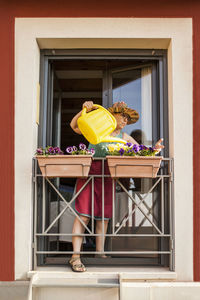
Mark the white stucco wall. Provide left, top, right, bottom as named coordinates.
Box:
left=15, top=18, right=193, bottom=280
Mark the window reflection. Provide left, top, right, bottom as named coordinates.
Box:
left=112, top=67, right=152, bottom=146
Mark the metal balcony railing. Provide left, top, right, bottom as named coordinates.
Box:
left=32, top=157, right=174, bottom=270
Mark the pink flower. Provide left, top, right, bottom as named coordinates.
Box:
left=66, top=147, right=73, bottom=153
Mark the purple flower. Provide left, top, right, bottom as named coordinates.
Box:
left=119, top=148, right=125, bottom=155
left=54, top=147, right=63, bottom=154
left=149, top=147, right=154, bottom=152
left=66, top=147, right=73, bottom=153
left=132, top=144, right=139, bottom=153
left=36, top=148, right=43, bottom=154
left=48, top=147, right=55, bottom=154
left=73, top=146, right=78, bottom=152
left=89, top=148, right=95, bottom=155
left=126, top=142, right=133, bottom=147
left=79, top=143, right=86, bottom=150
left=139, top=144, right=145, bottom=151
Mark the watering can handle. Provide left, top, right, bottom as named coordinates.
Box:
left=81, top=104, right=108, bottom=116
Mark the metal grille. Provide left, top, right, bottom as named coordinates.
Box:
left=32, top=157, right=174, bottom=270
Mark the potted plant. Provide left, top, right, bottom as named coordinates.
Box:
left=106, top=143, right=163, bottom=178
left=35, top=144, right=94, bottom=178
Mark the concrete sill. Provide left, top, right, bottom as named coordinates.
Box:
left=28, top=267, right=177, bottom=287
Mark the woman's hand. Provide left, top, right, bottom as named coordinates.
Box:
left=82, top=101, right=95, bottom=112
left=154, top=138, right=165, bottom=153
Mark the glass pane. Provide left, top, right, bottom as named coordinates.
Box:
left=112, top=66, right=160, bottom=259
left=112, top=67, right=152, bottom=146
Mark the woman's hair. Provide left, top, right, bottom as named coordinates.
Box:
left=112, top=112, right=131, bottom=122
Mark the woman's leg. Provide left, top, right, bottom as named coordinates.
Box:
left=70, top=215, right=90, bottom=271
left=72, top=215, right=90, bottom=258
left=95, top=219, right=109, bottom=254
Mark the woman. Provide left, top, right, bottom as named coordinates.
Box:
left=69, top=101, right=164, bottom=272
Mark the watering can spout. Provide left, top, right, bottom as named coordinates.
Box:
left=101, top=136, right=127, bottom=144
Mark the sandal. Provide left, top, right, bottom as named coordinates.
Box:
left=68, top=257, right=87, bottom=272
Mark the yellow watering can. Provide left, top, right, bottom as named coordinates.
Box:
left=77, top=104, right=127, bottom=145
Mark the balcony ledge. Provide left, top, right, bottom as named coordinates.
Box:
left=27, top=266, right=177, bottom=287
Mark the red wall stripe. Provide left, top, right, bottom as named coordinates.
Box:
left=0, top=0, right=199, bottom=281
left=192, top=15, right=200, bottom=282
left=0, top=14, right=15, bottom=281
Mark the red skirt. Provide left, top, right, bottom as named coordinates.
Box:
left=75, top=160, right=113, bottom=219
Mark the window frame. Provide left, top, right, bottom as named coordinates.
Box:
left=38, top=49, right=168, bottom=157
left=37, top=49, right=170, bottom=267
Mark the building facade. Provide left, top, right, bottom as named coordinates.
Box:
left=0, top=1, right=200, bottom=299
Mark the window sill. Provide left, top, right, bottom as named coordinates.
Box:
left=28, top=266, right=177, bottom=287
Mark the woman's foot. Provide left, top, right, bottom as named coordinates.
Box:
left=68, top=257, right=86, bottom=272
left=95, top=254, right=110, bottom=258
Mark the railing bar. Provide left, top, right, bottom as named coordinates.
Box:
left=115, top=202, right=136, bottom=234
left=47, top=198, right=92, bottom=235
left=133, top=192, right=159, bottom=227
left=114, top=193, right=136, bottom=234
left=36, top=251, right=171, bottom=254
left=161, top=176, right=164, bottom=233
left=115, top=179, right=162, bottom=233
left=43, top=163, right=91, bottom=166
left=42, top=177, right=46, bottom=233
left=44, top=177, right=92, bottom=234
left=92, top=176, right=94, bottom=234
left=36, top=173, right=173, bottom=179
left=44, top=176, right=92, bottom=231
left=34, top=159, right=37, bottom=270
left=37, top=174, right=114, bottom=178
left=169, top=159, right=174, bottom=270
left=136, top=197, right=158, bottom=229
left=132, top=178, right=162, bottom=219
left=36, top=233, right=171, bottom=237
left=93, top=157, right=106, bottom=160
left=47, top=175, right=91, bottom=207
left=112, top=179, right=115, bottom=234
left=102, top=160, right=105, bottom=254
left=56, top=178, right=60, bottom=250
left=127, top=177, right=162, bottom=221
left=116, top=179, right=162, bottom=234
left=140, top=177, right=162, bottom=201
left=135, top=192, right=157, bottom=223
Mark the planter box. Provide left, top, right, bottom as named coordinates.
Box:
left=106, top=156, right=163, bottom=178
left=36, top=155, right=92, bottom=178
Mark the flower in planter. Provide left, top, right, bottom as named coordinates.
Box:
left=107, top=142, right=157, bottom=156
left=79, top=143, right=86, bottom=150
left=66, top=143, right=95, bottom=155
left=35, top=146, right=64, bottom=156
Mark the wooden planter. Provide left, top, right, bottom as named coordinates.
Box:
left=106, top=156, right=163, bottom=178
left=36, top=155, right=92, bottom=178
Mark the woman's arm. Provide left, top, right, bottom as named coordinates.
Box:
left=70, top=101, right=95, bottom=134
left=122, top=132, right=139, bottom=145
left=122, top=133, right=164, bottom=153
left=70, top=110, right=82, bottom=134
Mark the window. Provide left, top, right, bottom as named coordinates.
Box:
left=35, top=49, right=172, bottom=268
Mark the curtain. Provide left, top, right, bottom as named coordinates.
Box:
left=141, top=67, right=152, bottom=145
